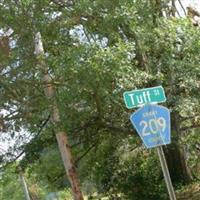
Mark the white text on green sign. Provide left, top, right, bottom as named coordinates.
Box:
left=123, top=86, right=166, bottom=109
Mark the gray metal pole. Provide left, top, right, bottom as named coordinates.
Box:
left=157, top=146, right=176, bottom=200
left=19, top=171, right=31, bottom=200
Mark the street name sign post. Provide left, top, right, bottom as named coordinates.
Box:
left=123, top=86, right=166, bottom=109
left=123, top=86, right=176, bottom=200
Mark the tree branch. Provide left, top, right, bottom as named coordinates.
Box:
left=180, top=124, right=200, bottom=132
left=0, top=151, right=24, bottom=171
left=51, top=0, right=73, bottom=8
left=102, top=122, right=135, bottom=135
left=0, top=115, right=50, bottom=170
left=177, top=0, right=186, bottom=16
left=74, top=141, right=99, bottom=166
left=119, top=25, right=148, bottom=71
left=71, top=116, right=99, bottom=135
left=180, top=116, right=196, bottom=122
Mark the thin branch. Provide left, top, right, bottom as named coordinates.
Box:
left=70, top=141, right=82, bottom=148
left=0, top=151, right=24, bottom=171
left=195, top=146, right=200, bottom=152
left=74, top=141, right=99, bottom=166
left=36, top=115, right=51, bottom=135
left=180, top=116, right=195, bottom=122
left=71, top=116, right=99, bottom=135
left=191, top=170, right=200, bottom=181
left=51, top=0, right=73, bottom=8
left=82, top=27, right=92, bottom=44
left=119, top=24, right=148, bottom=71
left=180, top=124, right=200, bottom=132
left=0, top=115, right=50, bottom=170
left=92, top=90, right=103, bottom=121
left=177, top=0, right=187, bottom=16
left=102, top=122, right=135, bottom=135
left=128, top=145, right=140, bottom=152
left=194, top=143, right=200, bottom=152
left=1, top=109, right=19, bottom=121
left=174, top=4, right=181, bottom=17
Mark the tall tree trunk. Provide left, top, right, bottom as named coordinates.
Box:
left=171, top=0, right=176, bottom=17
left=34, top=32, right=84, bottom=200
left=164, top=113, right=192, bottom=184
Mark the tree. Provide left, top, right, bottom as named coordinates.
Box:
left=0, top=0, right=200, bottom=199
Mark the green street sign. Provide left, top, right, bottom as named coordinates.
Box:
left=123, top=86, right=166, bottom=109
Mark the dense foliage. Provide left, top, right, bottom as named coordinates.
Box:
left=0, top=0, right=200, bottom=199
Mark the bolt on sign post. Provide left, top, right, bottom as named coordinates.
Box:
left=123, top=86, right=176, bottom=200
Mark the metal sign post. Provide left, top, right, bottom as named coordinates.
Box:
left=123, top=86, right=176, bottom=200
left=157, top=146, right=176, bottom=200
left=18, top=167, right=31, bottom=200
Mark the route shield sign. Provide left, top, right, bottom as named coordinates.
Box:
left=130, top=104, right=170, bottom=148
left=123, top=86, right=166, bottom=109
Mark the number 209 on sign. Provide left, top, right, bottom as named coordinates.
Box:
left=130, top=104, right=171, bottom=148
left=140, top=117, right=166, bottom=136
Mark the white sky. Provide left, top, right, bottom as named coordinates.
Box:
left=183, top=0, right=200, bottom=8
left=176, top=0, right=200, bottom=16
